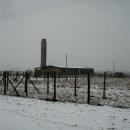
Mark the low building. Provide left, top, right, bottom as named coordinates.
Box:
left=34, top=39, right=94, bottom=77
left=34, top=65, right=94, bottom=77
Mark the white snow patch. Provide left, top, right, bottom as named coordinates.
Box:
left=0, top=95, right=130, bottom=130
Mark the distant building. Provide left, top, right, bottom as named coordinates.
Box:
left=34, top=39, right=94, bottom=77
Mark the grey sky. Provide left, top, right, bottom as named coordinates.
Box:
left=0, top=0, right=129, bottom=72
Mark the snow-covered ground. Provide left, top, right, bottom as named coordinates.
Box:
left=0, top=95, right=130, bottom=130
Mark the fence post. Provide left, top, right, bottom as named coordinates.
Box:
left=74, top=74, right=77, bottom=96
left=103, top=72, right=106, bottom=99
left=47, top=73, right=49, bottom=94
left=87, top=73, right=91, bottom=104
left=6, top=72, right=9, bottom=91
left=15, top=72, right=18, bottom=82
left=53, top=72, right=57, bottom=101
left=3, top=71, right=7, bottom=95
left=25, top=72, right=28, bottom=97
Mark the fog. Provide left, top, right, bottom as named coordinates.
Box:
left=0, top=0, right=129, bottom=72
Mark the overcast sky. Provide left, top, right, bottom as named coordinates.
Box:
left=0, top=0, right=129, bottom=72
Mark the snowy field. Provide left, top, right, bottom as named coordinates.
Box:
left=0, top=95, right=130, bottom=130
left=0, top=77, right=130, bottom=108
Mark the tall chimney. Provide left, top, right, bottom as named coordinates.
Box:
left=41, top=39, right=47, bottom=67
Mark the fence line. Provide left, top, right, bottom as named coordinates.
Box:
left=0, top=71, right=129, bottom=107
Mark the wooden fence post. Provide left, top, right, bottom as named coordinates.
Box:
left=47, top=73, right=49, bottom=94
left=87, top=73, right=91, bottom=104
left=6, top=72, right=9, bottom=91
left=103, top=72, right=106, bottom=99
left=25, top=72, right=28, bottom=97
left=74, top=74, right=77, bottom=96
left=53, top=72, right=57, bottom=101
left=3, top=71, right=7, bottom=95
